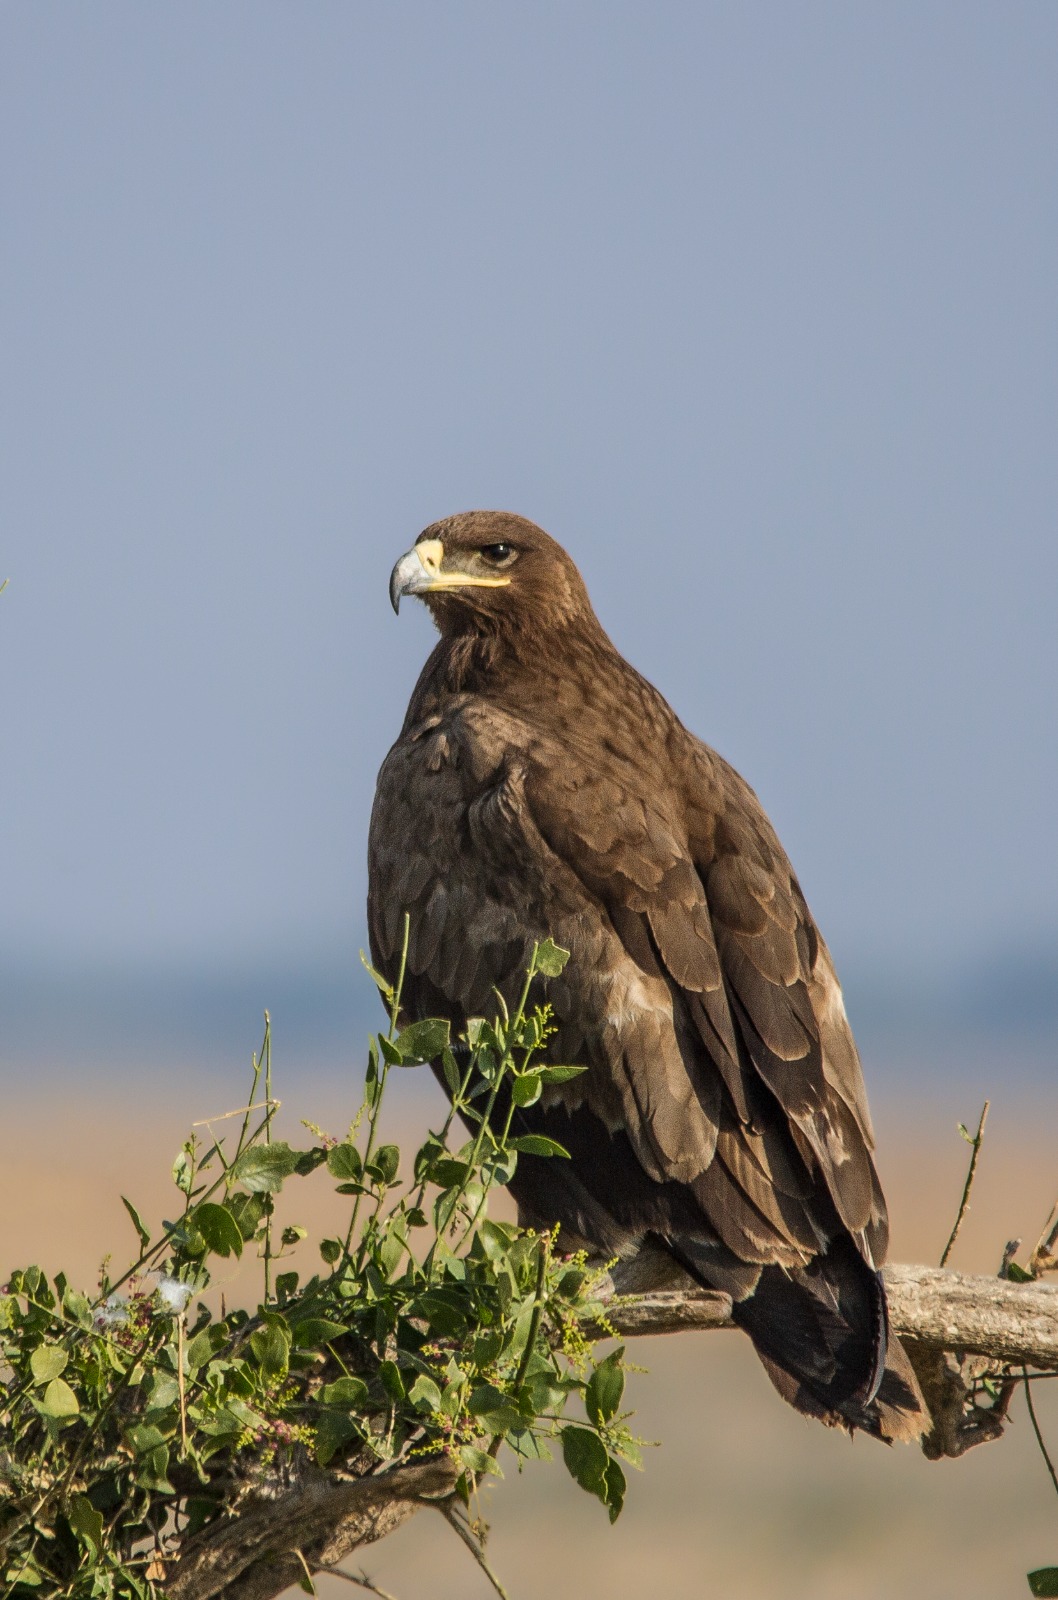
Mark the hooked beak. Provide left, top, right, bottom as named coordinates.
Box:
left=388, top=537, right=511, bottom=614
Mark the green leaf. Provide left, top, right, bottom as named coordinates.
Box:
left=294, top=1146, right=329, bottom=1176
left=227, top=1190, right=266, bottom=1239
left=233, top=1142, right=301, bottom=1193
left=249, top=1321, right=291, bottom=1378
left=3, top=1559, right=43, bottom=1589
left=538, top=1064, right=588, bottom=1083
left=1029, top=1572, right=1058, bottom=1598
left=67, top=1494, right=104, bottom=1555
left=426, top=1156, right=472, bottom=1188
left=601, top=1454, right=627, bottom=1523
left=359, top=952, right=394, bottom=1000
left=379, top=1035, right=403, bottom=1066
left=458, top=1445, right=502, bottom=1476
left=319, top=1237, right=342, bottom=1264
left=471, top=1329, right=505, bottom=1368
left=62, top=1287, right=93, bottom=1328
left=147, top=1372, right=180, bottom=1410
left=186, top=1327, right=220, bottom=1369
left=379, top=1359, right=406, bottom=1401
left=561, top=1425, right=608, bottom=1492
left=30, top=1345, right=68, bottom=1384
left=121, top=1195, right=151, bottom=1251
left=509, top=1134, right=570, bottom=1158
left=534, top=938, right=570, bottom=977
left=321, top=1376, right=370, bottom=1409
left=411, top=1289, right=470, bottom=1337
left=315, top=1411, right=359, bottom=1466
left=395, top=1017, right=451, bottom=1063
left=370, top=1144, right=400, bottom=1186
left=586, top=1348, right=625, bottom=1425
left=378, top=1222, right=408, bottom=1278
left=40, top=1377, right=80, bottom=1418
left=511, top=1071, right=543, bottom=1107
left=486, top=1148, right=518, bottom=1186
left=193, top=1202, right=244, bottom=1259
left=326, top=1141, right=363, bottom=1181
left=1007, top=1262, right=1035, bottom=1283
left=507, top=1426, right=553, bottom=1462
left=441, top=1047, right=461, bottom=1093
left=467, top=1382, right=508, bottom=1415
left=291, top=1317, right=349, bottom=1349
left=172, top=1146, right=194, bottom=1194
left=478, top=1219, right=518, bottom=1260
left=409, top=1374, right=443, bottom=1412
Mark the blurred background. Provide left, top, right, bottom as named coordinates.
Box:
left=2, top=5, right=1056, bottom=1596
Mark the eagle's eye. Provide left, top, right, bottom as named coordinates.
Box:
left=480, top=542, right=516, bottom=567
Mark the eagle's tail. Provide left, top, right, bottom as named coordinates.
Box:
left=677, top=1233, right=928, bottom=1442
left=734, top=1238, right=927, bottom=1441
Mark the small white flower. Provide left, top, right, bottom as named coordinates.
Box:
left=93, top=1294, right=129, bottom=1330
left=155, top=1276, right=192, bottom=1315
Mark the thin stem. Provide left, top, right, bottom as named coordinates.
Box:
left=388, top=913, right=411, bottom=1039
left=177, top=1313, right=188, bottom=1457
left=430, top=947, right=542, bottom=1268
left=1023, top=1369, right=1058, bottom=1500
left=317, top=1564, right=402, bottom=1600
left=451, top=1035, right=544, bottom=1258
left=406, top=1054, right=478, bottom=1222
left=438, top=1503, right=510, bottom=1600
left=263, top=1013, right=273, bottom=1304
left=940, top=1100, right=990, bottom=1268
left=237, top=1025, right=269, bottom=1164
left=346, top=915, right=411, bottom=1262
left=293, top=1550, right=317, bottom=1595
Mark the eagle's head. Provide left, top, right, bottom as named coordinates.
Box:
left=389, top=511, right=593, bottom=637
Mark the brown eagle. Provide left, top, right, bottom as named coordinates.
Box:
left=368, top=511, right=925, bottom=1441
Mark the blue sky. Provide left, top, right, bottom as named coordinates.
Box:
left=2, top=4, right=1056, bottom=1038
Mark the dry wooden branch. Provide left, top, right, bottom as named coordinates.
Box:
left=601, top=1263, right=1058, bottom=1367
left=161, top=1262, right=1058, bottom=1600
left=163, top=1459, right=458, bottom=1600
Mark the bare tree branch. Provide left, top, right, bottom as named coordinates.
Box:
left=599, top=1263, right=1058, bottom=1368
left=163, top=1459, right=458, bottom=1600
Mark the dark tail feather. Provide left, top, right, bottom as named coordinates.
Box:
left=729, top=1238, right=926, bottom=1441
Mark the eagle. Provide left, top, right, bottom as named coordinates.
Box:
left=368, top=510, right=926, bottom=1441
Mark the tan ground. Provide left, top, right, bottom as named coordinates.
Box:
left=3, top=1064, right=1057, bottom=1599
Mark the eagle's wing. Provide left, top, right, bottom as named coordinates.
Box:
left=519, top=732, right=888, bottom=1272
